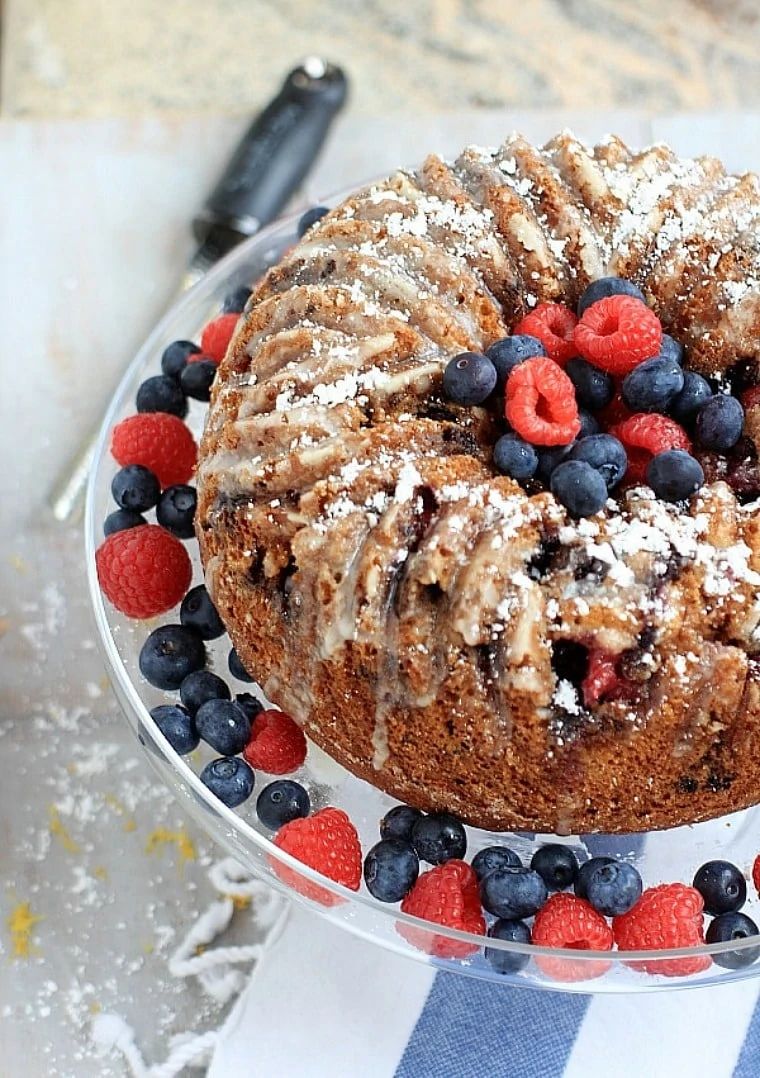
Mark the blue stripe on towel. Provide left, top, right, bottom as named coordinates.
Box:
left=396, top=973, right=591, bottom=1078
left=580, top=834, right=646, bottom=861
left=732, top=991, right=760, bottom=1077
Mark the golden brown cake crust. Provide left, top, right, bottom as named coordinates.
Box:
left=196, top=132, right=760, bottom=834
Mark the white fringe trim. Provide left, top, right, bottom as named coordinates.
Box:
left=91, top=859, right=288, bottom=1076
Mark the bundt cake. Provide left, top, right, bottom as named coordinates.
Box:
left=196, top=131, right=760, bottom=835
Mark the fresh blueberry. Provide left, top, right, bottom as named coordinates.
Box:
left=161, top=340, right=200, bottom=381
left=536, top=443, right=574, bottom=484
left=693, top=860, right=747, bottom=915
left=195, top=698, right=251, bottom=756
left=363, top=839, right=420, bottom=902
left=228, top=648, right=254, bottom=682
left=577, top=276, right=646, bottom=315
left=180, top=359, right=217, bottom=402
left=486, top=334, right=545, bottom=389
left=139, top=625, right=205, bottom=690
left=103, top=508, right=146, bottom=536
left=201, top=756, right=255, bottom=808
left=696, top=394, right=744, bottom=451
left=179, top=670, right=231, bottom=716
left=659, top=333, right=685, bottom=366
left=669, top=371, right=713, bottom=424
left=180, top=585, right=225, bottom=640
left=578, top=409, right=601, bottom=440
left=585, top=860, right=642, bottom=916
left=442, top=352, right=497, bottom=406
left=530, top=844, right=579, bottom=891
left=235, top=692, right=264, bottom=722
left=485, top=918, right=531, bottom=975
left=111, top=465, right=160, bottom=512
left=706, top=912, right=760, bottom=969
left=621, top=356, right=684, bottom=413
left=136, top=374, right=187, bottom=418
left=256, top=779, right=310, bottom=829
left=471, top=845, right=522, bottom=882
left=156, top=484, right=197, bottom=539
left=150, top=704, right=199, bottom=755
left=551, top=460, right=608, bottom=517
left=411, top=812, right=467, bottom=865
left=297, top=205, right=329, bottom=237
left=493, top=433, right=538, bottom=481
left=380, top=805, right=424, bottom=843
left=575, top=856, right=615, bottom=900
left=566, top=357, right=615, bottom=412
left=646, top=450, right=704, bottom=502
left=568, top=434, right=627, bottom=490
left=480, top=867, right=548, bottom=919
left=222, top=286, right=252, bottom=314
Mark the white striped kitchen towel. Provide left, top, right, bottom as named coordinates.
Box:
left=208, top=900, right=760, bottom=1078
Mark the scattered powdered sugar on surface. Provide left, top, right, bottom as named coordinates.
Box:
left=2, top=525, right=251, bottom=1075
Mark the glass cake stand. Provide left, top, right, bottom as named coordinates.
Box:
left=86, top=204, right=760, bottom=993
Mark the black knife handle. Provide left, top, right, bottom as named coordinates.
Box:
left=193, top=59, right=347, bottom=252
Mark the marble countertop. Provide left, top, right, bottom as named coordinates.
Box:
left=3, top=0, right=760, bottom=119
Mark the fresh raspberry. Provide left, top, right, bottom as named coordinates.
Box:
left=753, top=855, right=760, bottom=897
left=505, top=356, right=581, bottom=446
left=398, top=860, right=485, bottom=959
left=96, top=524, right=192, bottom=619
left=514, top=303, right=578, bottom=366
left=575, top=296, right=662, bottom=376
left=532, top=892, right=613, bottom=982
left=272, top=807, right=361, bottom=907
left=741, top=386, right=760, bottom=411
left=111, top=413, right=197, bottom=489
left=612, top=883, right=710, bottom=977
left=243, top=709, right=307, bottom=774
left=582, top=650, right=620, bottom=708
left=611, top=413, right=691, bottom=483
left=200, top=313, right=239, bottom=363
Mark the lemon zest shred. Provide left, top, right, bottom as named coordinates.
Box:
left=8, top=902, right=42, bottom=958
left=145, top=828, right=196, bottom=863
left=49, top=806, right=81, bottom=853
